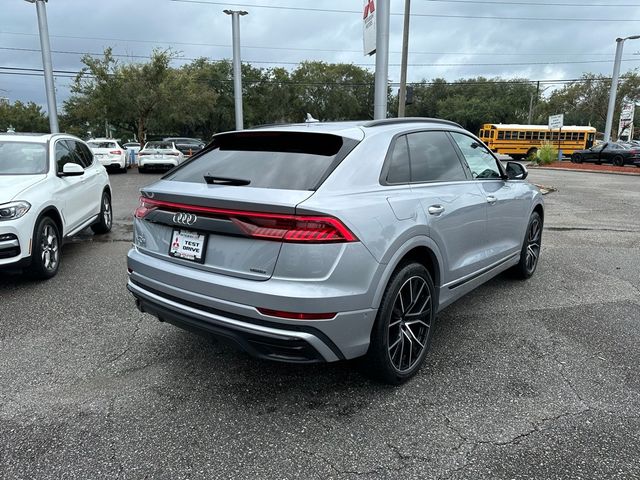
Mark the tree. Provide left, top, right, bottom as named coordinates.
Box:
left=289, top=62, right=375, bottom=121
left=400, top=77, right=536, bottom=134
left=535, top=72, right=640, bottom=135
left=65, top=48, right=181, bottom=143
left=0, top=100, right=49, bottom=133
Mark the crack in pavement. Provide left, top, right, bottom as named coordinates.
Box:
left=106, top=321, right=142, bottom=364
left=299, top=448, right=385, bottom=477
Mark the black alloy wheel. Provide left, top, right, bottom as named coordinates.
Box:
left=511, top=211, right=543, bottom=280
left=365, top=262, right=436, bottom=384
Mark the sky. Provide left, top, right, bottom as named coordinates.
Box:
left=1, top=0, right=640, bottom=114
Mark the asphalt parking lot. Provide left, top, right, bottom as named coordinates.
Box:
left=1, top=168, right=639, bottom=479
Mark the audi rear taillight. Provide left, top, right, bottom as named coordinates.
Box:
left=133, top=197, right=358, bottom=243
left=138, top=152, right=149, bottom=156
left=134, top=197, right=157, bottom=219
left=110, top=150, right=122, bottom=155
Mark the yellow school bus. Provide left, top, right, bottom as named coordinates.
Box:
left=479, top=124, right=597, bottom=159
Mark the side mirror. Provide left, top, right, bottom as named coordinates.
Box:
left=60, top=163, right=84, bottom=177
left=505, top=161, right=528, bottom=180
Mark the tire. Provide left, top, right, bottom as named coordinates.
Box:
left=27, top=216, right=61, bottom=280
left=91, top=191, right=113, bottom=234
left=573, top=153, right=583, bottom=163
left=364, top=262, right=437, bottom=385
left=138, top=166, right=146, bottom=173
left=510, top=211, right=543, bottom=280
left=527, top=147, right=538, bottom=159
left=613, top=155, right=624, bottom=167
left=121, top=163, right=128, bottom=173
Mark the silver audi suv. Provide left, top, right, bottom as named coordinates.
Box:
left=127, top=118, right=543, bottom=384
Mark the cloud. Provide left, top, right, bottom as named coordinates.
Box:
left=1, top=0, right=639, bottom=113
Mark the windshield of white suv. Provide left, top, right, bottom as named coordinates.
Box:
left=0, top=142, right=48, bottom=175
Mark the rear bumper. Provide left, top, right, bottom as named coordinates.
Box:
left=127, top=247, right=378, bottom=362
left=139, top=158, right=179, bottom=168
left=128, top=280, right=344, bottom=363
left=98, top=157, right=125, bottom=168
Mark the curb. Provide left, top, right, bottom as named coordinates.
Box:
left=529, top=166, right=640, bottom=177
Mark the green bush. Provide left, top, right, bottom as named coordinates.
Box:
left=530, top=141, right=558, bottom=165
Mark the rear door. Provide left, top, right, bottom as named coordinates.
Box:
left=405, top=131, right=489, bottom=284
left=133, top=131, right=358, bottom=280
left=449, top=132, right=529, bottom=266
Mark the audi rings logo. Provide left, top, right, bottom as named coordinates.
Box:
left=173, top=212, right=197, bottom=226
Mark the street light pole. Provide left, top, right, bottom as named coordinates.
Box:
left=373, top=0, right=390, bottom=120
left=397, top=0, right=411, bottom=118
left=604, top=35, right=640, bottom=142
left=25, top=0, right=59, bottom=133
left=224, top=9, right=248, bottom=130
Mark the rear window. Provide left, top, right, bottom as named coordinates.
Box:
left=146, top=142, right=173, bottom=150
left=166, top=132, right=355, bottom=191
left=88, top=141, right=117, bottom=149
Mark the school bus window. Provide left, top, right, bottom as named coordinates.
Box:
left=497, top=131, right=504, bottom=140
left=518, top=132, right=525, bottom=139
left=579, top=133, right=585, bottom=140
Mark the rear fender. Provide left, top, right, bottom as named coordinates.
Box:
left=371, top=235, right=444, bottom=310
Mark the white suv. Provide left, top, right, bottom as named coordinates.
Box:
left=0, top=133, right=112, bottom=279
left=87, top=138, right=128, bottom=173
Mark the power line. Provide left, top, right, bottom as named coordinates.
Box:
left=0, top=45, right=617, bottom=58
left=0, top=66, right=628, bottom=87
left=169, top=0, right=640, bottom=21
left=420, top=0, right=640, bottom=6
left=3, top=54, right=640, bottom=69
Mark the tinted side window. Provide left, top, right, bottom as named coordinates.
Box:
left=450, top=132, right=502, bottom=179
left=78, top=142, right=94, bottom=166
left=407, top=131, right=467, bottom=183
left=385, top=135, right=411, bottom=184
left=66, top=140, right=92, bottom=167
left=55, top=141, right=80, bottom=172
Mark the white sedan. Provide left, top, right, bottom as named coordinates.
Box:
left=0, top=133, right=112, bottom=279
left=87, top=139, right=128, bottom=173
left=137, top=141, right=185, bottom=173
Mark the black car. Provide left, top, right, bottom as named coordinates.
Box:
left=571, top=142, right=640, bottom=167
left=163, top=137, right=205, bottom=157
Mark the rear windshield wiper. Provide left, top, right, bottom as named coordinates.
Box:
left=203, top=174, right=251, bottom=186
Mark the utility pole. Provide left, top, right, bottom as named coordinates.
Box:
left=373, top=0, right=390, bottom=120
left=25, top=0, right=59, bottom=133
left=224, top=9, right=248, bottom=130
left=397, top=0, right=411, bottom=118
left=604, top=35, right=640, bottom=142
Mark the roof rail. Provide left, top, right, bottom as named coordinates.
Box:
left=363, top=117, right=462, bottom=129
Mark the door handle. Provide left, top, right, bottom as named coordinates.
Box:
left=486, top=195, right=497, bottom=205
left=428, top=205, right=445, bottom=215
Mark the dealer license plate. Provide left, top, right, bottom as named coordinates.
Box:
left=169, top=229, right=207, bottom=263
